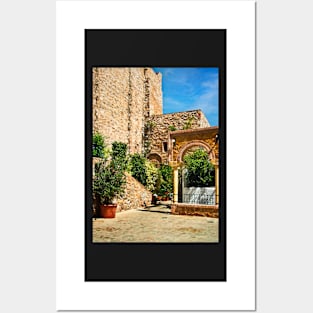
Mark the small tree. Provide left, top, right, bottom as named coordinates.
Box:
left=93, top=141, right=127, bottom=204
left=183, top=148, right=215, bottom=187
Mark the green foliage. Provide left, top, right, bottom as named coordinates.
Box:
left=168, top=125, right=177, bottom=131
left=93, top=160, right=126, bottom=204
left=144, top=120, right=156, bottom=132
left=129, top=153, right=147, bottom=186
left=93, top=133, right=107, bottom=158
left=128, top=154, right=160, bottom=193
left=183, top=117, right=194, bottom=130
left=145, top=160, right=160, bottom=192
left=156, top=164, right=173, bottom=197
left=93, top=141, right=127, bottom=204
left=183, top=148, right=215, bottom=187
left=111, top=141, right=128, bottom=170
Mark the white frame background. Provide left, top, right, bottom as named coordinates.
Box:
left=56, top=1, right=255, bottom=310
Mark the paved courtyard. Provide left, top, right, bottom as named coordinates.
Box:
left=92, top=205, right=218, bottom=243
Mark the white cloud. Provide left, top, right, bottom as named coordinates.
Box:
left=190, top=90, right=218, bottom=123
left=202, top=80, right=218, bottom=89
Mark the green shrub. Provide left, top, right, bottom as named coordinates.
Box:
left=129, top=153, right=147, bottom=186
left=111, top=141, right=128, bottom=170
left=157, top=164, right=173, bottom=197
left=128, top=154, right=160, bottom=193
left=93, top=141, right=127, bottom=204
left=183, top=148, right=215, bottom=187
left=92, top=133, right=106, bottom=158
left=145, top=160, right=160, bottom=192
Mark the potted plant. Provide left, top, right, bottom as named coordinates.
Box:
left=93, top=142, right=127, bottom=218
left=162, top=192, right=169, bottom=201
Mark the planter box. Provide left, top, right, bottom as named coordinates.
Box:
left=171, top=203, right=219, bottom=218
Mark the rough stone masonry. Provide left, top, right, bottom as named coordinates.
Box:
left=92, top=67, right=213, bottom=212
left=93, top=67, right=162, bottom=155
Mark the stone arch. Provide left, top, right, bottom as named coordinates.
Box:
left=177, top=140, right=216, bottom=163
left=147, top=153, right=162, bottom=167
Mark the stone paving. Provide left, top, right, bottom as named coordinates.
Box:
left=92, top=205, right=218, bottom=243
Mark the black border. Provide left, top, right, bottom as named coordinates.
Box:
left=85, top=30, right=226, bottom=281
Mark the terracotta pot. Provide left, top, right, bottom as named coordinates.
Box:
left=99, top=204, right=117, bottom=218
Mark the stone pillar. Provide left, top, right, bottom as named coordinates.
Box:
left=214, top=162, right=219, bottom=206
left=173, top=167, right=179, bottom=203
left=170, top=161, right=181, bottom=204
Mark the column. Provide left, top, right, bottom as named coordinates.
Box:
left=173, top=166, right=179, bottom=203
left=215, top=163, right=219, bottom=206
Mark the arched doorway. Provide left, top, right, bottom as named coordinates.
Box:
left=168, top=126, right=219, bottom=205
left=177, top=141, right=216, bottom=205
left=177, top=140, right=215, bottom=163
left=147, top=153, right=162, bottom=168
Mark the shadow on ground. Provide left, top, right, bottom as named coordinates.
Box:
left=138, top=204, right=171, bottom=214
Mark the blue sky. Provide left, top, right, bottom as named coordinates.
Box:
left=153, top=68, right=219, bottom=126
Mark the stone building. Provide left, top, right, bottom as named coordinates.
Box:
left=145, top=109, right=210, bottom=166
left=92, top=67, right=219, bottom=213
left=168, top=127, right=219, bottom=207
left=93, top=67, right=162, bottom=154
left=93, top=67, right=213, bottom=163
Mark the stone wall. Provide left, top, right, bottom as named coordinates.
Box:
left=170, top=127, right=219, bottom=163
left=93, top=67, right=129, bottom=149
left=171, top=203, right=219, bottom=218
left=92, top=67, right=163, bottom=155
left=145, top=110, right=210, bottom=163
left=117, top=173, right=152, bottom=212
left=144, top=68, right=163, bottom=116
left=128, top=68, right=145, bottom=154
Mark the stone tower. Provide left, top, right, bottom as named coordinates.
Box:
left=92, top=67, right=162, bottom=154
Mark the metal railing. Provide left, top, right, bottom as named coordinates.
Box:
left=182, top=193, right=215, bottom=205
